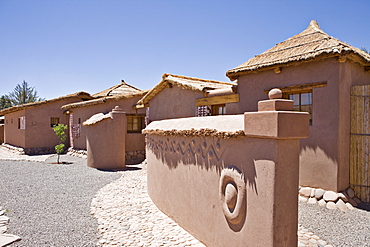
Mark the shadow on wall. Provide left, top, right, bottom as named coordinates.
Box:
left=146, top=134, right=285, bottom=196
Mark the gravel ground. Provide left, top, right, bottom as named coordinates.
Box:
left=1, top=151, right=370, bottom=246
left=0, top=154, right=121, bottom=246
left=298, top=201, right=370, bottom=246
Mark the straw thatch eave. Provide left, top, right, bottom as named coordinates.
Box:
left=226, top=20, right=370, bottom=81
left=136, top=73, right=235, bottom=109
left=92, top=80, right=143, bottom=97
left=61, top=90, right=149, bottom=110
left=0, top=92, right=93, bottom=115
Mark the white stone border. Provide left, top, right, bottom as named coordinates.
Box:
left=299, top=187, right=361, bottom=211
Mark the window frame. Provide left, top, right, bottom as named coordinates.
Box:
left=283, top=90, right=313, bottom=125
left=50, top=117, right=60, bottom=128
left=211, top=104, right=226, bottom=116
left=127, top=115, right=145, bottom=133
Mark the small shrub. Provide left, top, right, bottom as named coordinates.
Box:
left=53, top=124, right=67, bottom=164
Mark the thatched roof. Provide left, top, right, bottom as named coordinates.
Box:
left=136, top=73, right=235, bottom=109
left=227, top=20, right=370, bottom=80
left=0, top=92, right=93, bottom=115
left=92, top=80, right=142, bottom=97
left=61, top=90, right=149, bottom=110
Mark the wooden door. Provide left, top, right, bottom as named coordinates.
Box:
left=350, top=85, right=370, bottom=203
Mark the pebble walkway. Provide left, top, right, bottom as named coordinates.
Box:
left=91, top=161, right=334, bottom=247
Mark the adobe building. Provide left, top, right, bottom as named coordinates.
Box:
left=0, top=116, right=4, bottom=143
left=0, top=92, right=93, bottom=154
left=226, top=20, right=370, bottom=201
left=61, top=81, right=148, bottom=164
left=136, top=73, right=238, bottom=121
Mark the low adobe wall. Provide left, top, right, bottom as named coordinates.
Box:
left=144, top=92, right=309, bottom=246
left=84, top=106, right=126, bottom=169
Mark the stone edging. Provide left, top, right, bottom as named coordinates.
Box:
left=1, top=143, right=25, bottom=155
left=299, top=186, right=361, bottom=211
left=142, top=128, right=245, bottom=139
left=67, top=148, right=87, bottom=159
left=0, top=205, right=21, bottom=246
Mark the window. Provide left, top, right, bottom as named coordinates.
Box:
left=127, top=115, right=145, bottom=133
left=18, top=117, right=26, bottom=129
left=284, top=91, right=312, bottom=124
left=211, top=104, right=226, bottom=116
left=50, top=117, right=59, bottom=127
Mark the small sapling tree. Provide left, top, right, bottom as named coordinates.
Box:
left=53, top=124, right=68, bottom=164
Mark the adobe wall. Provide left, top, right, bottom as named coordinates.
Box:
left=70, top=96, right=145, bottom=150
left=148, top=85, right=203, bottom=121
left=3, top=97, right=86, bottom=154
left=235, top=58, right=344, bottom=191
left=0, top=124, right=4, bottom=143
left=4, top=110, right=26, bottom=148
left=85, top=107, right=127, bottom=169
left=337, top=61, right=370, bottom=191
left=144, top=99, right=309, bottom=246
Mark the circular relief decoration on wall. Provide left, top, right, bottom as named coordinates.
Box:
left=219, top=166, right=246, bottom=225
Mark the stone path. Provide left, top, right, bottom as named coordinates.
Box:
left=91, top=161, right=334, bottom=247
left=0, top=206, right=20, bottom=247
left=0, top=146, right=334, bottom=246
left=0, top=146, right=54, bottom=162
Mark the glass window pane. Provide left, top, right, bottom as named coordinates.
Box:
left=301, top=93, right=312, bottom=105
left=289, top=94, right=300, bottom=105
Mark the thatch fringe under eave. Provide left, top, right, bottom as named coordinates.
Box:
left=62, top=90, right=149, bottom=110
left=136, top=73, right=235, bottom=109
left=0, top=92, right=93, bottom=115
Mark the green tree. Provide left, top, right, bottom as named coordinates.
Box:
left=7, top=80, right=44, bottom=106
left=53, top=124, right=68, bottom=164
left=0, top=95, right=12, bottom=110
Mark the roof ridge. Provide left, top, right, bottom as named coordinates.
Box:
left=260, top=37, right=331, bottom=57
left=163, top=73, right=233, bottom=85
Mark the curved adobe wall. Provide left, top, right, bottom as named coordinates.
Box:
left=145, top=97, right=309, bottom=246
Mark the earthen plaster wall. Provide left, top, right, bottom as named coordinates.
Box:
left=69, top=95, right=145, bottom=150
left=3, top=96, right=87, bottom=150
left=148, top=85, right=203, bottom=121
left=233, top=57, right=370, bottom=192
left=145, top=107, right=308, bottom=246
left=4, top=110, right=26, bottom=147
left=0, top=124, right=4, bottom=143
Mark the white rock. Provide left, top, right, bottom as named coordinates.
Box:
left=314, top=188, right=326, bottom=199
left=0, top=234, right=21, bottom=246
left=307, top=197, right=317, bottom=204
left=299, top=195, right=308, bottom=202
left=310, top=188, right=316, bottom=197
left=323, top=191, right=338, bottom=202
left=346, top=187, right=355, bottom=198
left=326, top=201, right=337, bottom=210
left=338, top=192, right=348, bottom=202
left=346, top=202, right=354, bottom=210
left=318, top=199, right=327, bottom=207
left=336, top=199, right=348, bottom=212
left=299, top=187, right=312, bottom=197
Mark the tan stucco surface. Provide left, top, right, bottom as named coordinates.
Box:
left=145, top=115, right=244, bottom=132
left=67, top=95, right=145, bottom=150
left=3, top=97, right=86, bottom=150
left=145, top=104, right=308, bottom=246
left=233, top=58, right=370, bottom=191
left=0, top=124, right=4, bottom=143
left=86, top=107, right=126, bottom=169
left=148, top=85, right=203, bottom=121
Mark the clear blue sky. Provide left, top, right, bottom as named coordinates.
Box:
left=1, top=0, right=369, bottom=99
